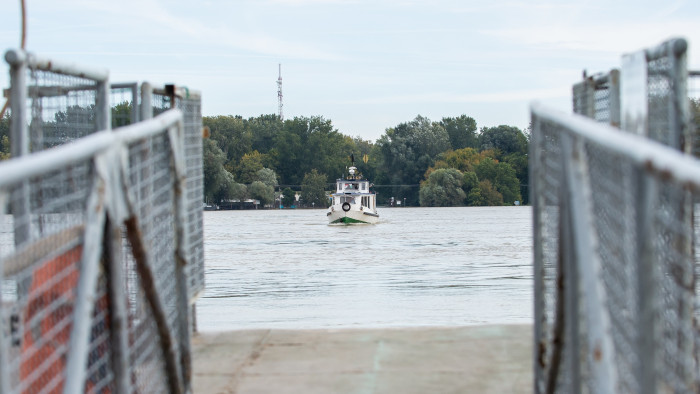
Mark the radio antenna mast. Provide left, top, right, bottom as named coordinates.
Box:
left=277, top=64, right=283, bottom=121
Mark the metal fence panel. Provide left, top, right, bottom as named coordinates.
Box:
left=621, top=38, right=690, bottom=151
left=1, top=158, right=103, bottom=393
left=539, top=37, right=696, bottom=393
left=1, top=97, right=192, bottom=394
left=177, top=94, right=205, bottom=304
left=143, top=85, right=205, bottom=305
left=531, top=101, right=700, bottom=392
left=572, top=70, right=620, bottom=127
left=5, top=49, right=109, bottom=155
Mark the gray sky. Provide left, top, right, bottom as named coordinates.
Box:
left=1, top=0, right=699, bottom=141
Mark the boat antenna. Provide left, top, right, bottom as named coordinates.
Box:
left=350, top=153, right=355, bottom=166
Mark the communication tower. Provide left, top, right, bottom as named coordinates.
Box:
left=277, top=64, right=283, bottom=121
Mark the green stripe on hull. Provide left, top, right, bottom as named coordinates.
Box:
left=331, top=216, right=369, bottom=224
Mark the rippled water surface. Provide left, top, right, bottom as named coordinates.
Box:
left=197, top=206, right=532, bottom=331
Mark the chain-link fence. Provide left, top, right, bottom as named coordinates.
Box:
left=532, top=103, right=700, bottom=393
left=1, top=49, right=200, bottom=393
left=4, top=50, right=110, bottom=158
left=574, top=39, right=690, bottom=153
left=142, top=84, right=205, bottom=304
left=109, top=81, right=205, bottom=306
left=534, top=38, right=698, bottom=393
left=572, top=70, right=620, bottom=127
left=690, top=70, right=700, bottom=156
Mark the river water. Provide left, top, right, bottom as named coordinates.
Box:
left=196, top=206, right=533, bottom=331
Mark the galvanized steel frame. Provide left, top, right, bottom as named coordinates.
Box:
left=531, top=99, right=700, bottom=392
left=573, top=69, right=621, bottom=127
left=0, top=49, right=195, bottom=392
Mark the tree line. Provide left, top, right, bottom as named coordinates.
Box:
left=202, top=113, right=531, bottom=208
left=2, top=98, right=698, bottom=208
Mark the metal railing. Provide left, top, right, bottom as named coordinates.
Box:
left=143, top=83, right=205, bottom=305
left=1, top=50, right=201, bottom=393
left=534, top=37, right=698, bottom=393
left=574, top=38, right=691, bottom=153
left=107, top=81, right=205, bottom=303
left=531, top=102, right=700, bottom=393
left=572, top=69, right=620, bottom=127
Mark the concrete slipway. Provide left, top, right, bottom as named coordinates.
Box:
left=191, top=324, right=532, bottom=393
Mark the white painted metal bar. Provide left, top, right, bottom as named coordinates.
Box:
left=141, top=82, right=153, bottom=121
left=560, top=141, right=581, bottom=393
left=561, top=133, right=618, bottom=393
left=530, top=114, right=546, bottom=394
left=5, top=49, right=109, bottom=82
left=620, top=50, right=648, bottom=137
left=0, top=110, right=183, bottom=189
left=96, top=79, right=111, bottom=132
left=168, top=122, right=193, bottom=391
left=62, top=163, right=108, bottom=394
left=0, top=233, right=8, bottom=394
left=531, top=103, right=700, bottom=189
left=6, top=48, right=32, bottom=255
left=635, top=172, right=658, bottom=394
left=644, top=37, right=687, bottom=62
left=105, top=221, right=130, bottom=394
left=608, top=69, right=621, bottom=128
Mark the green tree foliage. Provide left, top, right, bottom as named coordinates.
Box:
left=467, top=180, right=503, bottom=206
left=376, top=115, right=450, bottom=205
left=213, top=170, right=236, bottom=203
left=203, top=138, right=235, bottom=203
left=462, top=171, right=478, bottom=194
left=249, top=114, right=284, bottom=153
left=256, top=167, right=278, bottom=188
left=423, top=147, right=523, bottom=206
left=419, top=168, right=466, bottom=207
left=230, top=182, right=248, bottom=201
left=474, top=158, right=521, bottom=205
left=502, top=152, right=528, bottom=204
left=480, top=124, right=529, bottom=203
left=691, top=98, right=700, bottom=157
left=43, top=105, right=95, bottom=148
left=200, top=111, right=528, bottom=209
left=249, top=180, right=274, bottom=206
left=352, top=137, right=379, bottom=182
left=430, top=147, right=487, bottom=175
left=441, top=115, right=478, bottom=150
left=301, top=169, right=328, bottom=208
left=204, top=115, right=253, bottom=166
left=112, top=101, right=133, bottom=128
left=273, top=116, right=355, bottom=186
left=479, top=125, right=528, bottom=160
left=282, top=187, right=296, bottom=207
left=0, top=135, right=10, bottom=160
left=0, top=113, right=9, bottom=160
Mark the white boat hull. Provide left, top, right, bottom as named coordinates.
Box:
left=327, top=204, right=379, bottom=224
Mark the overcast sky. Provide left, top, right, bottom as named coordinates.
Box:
left=1, top=0, right=699, bottom=141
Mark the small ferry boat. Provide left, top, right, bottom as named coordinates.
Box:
left=327, top=158, right=379, bottom=224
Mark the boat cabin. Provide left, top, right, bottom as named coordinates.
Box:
left=333, top=178, right=375, bottom=210
left=336, top=179, right=370, bottom=193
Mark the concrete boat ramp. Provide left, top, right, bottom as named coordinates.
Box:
left=192, top=324, right=532, bottom=393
